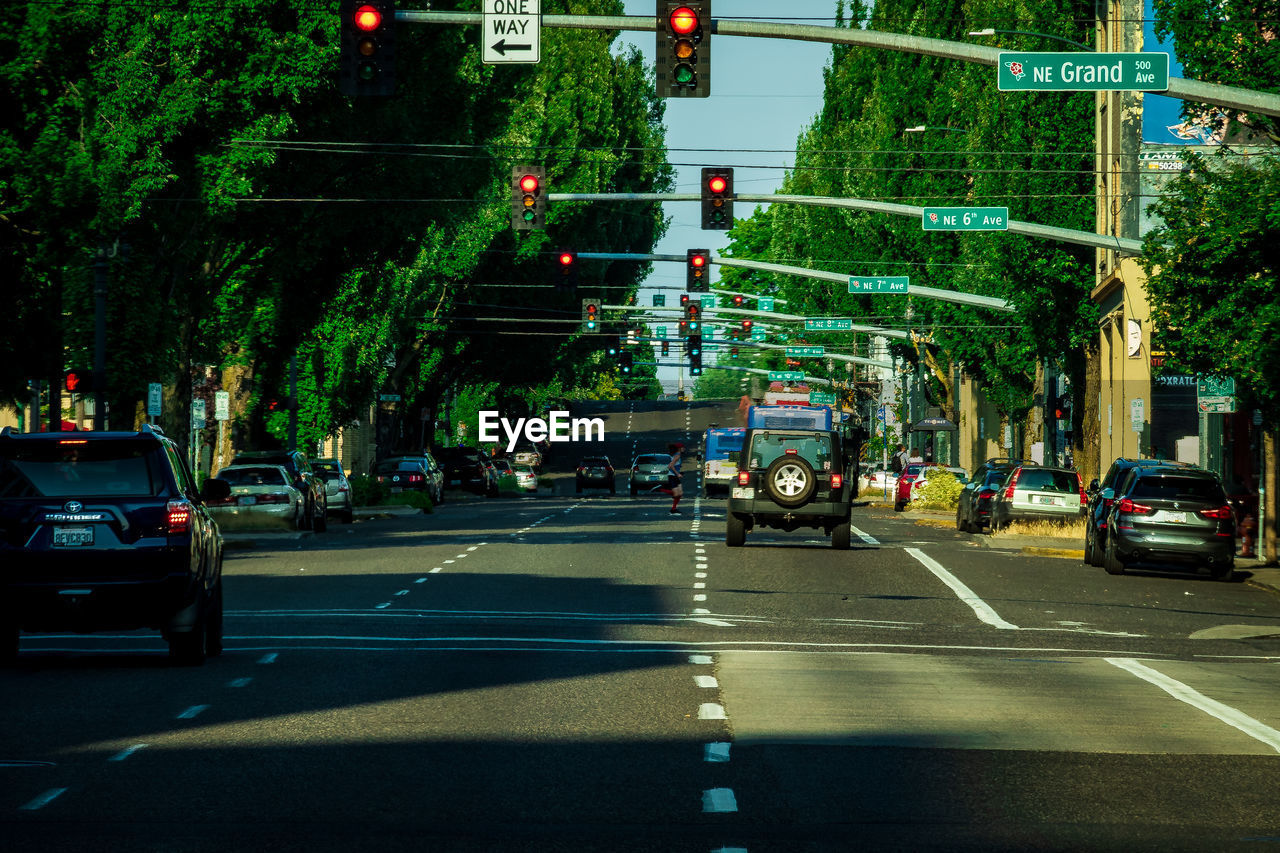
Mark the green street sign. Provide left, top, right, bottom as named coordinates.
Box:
left=703, top=296, right=716, bottom=309
left=652, top=294, right=665, bottom=307
left=769, top=371, right=804, bottom=381
left=786, top=345, right=824, bottom=358
left=922, top=207, right=1009, bottom=231
left=758, top=297, right=775, bottom=312
left=848, top=276, right=909, bottom=294
left=655, top=326, right=667, bottom=338
left=805, top=318, right=854, bottom=331
left=1196, top=376, right=1236, bottom=397
left=998, top=52, right=1169, bottom=92
left=751, top=331, right=767, bottom=342
left=809, top=391, right=837, bottom=405
left=704, top=327, right=714, bottom=339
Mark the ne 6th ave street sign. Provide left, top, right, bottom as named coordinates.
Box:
left=998, top=52, right=1169, bottom=91
left=482, top=0, right=540, bottom=64
left=786, top=346, right=825, bottom=358
left=923, top=207, right=1009, bottom=231
left=849, top=276, right=909, bottom=294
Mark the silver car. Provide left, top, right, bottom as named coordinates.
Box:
left=990, top=465, right=1086, bottom=530
left=313, top=459, right=354, bottom=524
left=209, top=464, right=306, bottom=529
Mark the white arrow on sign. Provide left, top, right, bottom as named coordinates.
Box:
left=482, top=0, right=541, bottom=65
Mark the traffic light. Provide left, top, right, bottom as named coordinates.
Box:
left=685, top=300, right=701, bottom=333
left=64, top=371, right=92, bottom=393
left=686, top=248, right=710, bottom=292
left=732, top=294, right=744, bottom=307
left=1055, top=394, right=1072, bottom=421
left=619, top=351, right=634, bottom=375
left=556, top=250, right=578, bottom=291
left=656, top=2, right=709, bottom=98
left=606, top=338, right=621, bottom=357
left=511, top=166, right=545, bottom=230
left=339, top=1, right=396, bottom=96
left=661, top=339, right=670, bottom=356
left=701, top=168, right=733, bottom=230
left=730, top=346, right=739, bottom=358
left=678, top=320, right=689, bottom=336
left=741, top=319, right=753, bottom=334
left=680, top=293, right=690, bottom=306
left=687, top=334, right=703, bottom=375
left=581, top=298, right=599, bottom=333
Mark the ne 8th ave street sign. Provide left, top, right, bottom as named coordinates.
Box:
left=998, top=52, right=1169, bottom=91
left=922, top=207, right=1009, bottom=231
left=482, top=0, right=541, bottom=64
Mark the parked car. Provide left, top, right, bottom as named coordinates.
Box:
left=956, top=458, right=1024, bottom=533
left=629, top=453, right=670, bottom=496
left=894, top=462, right=940, bottom=511
left=227, top=449, right=327, bottom=532
left=435, top=446, right=499, bottom=497
left=513, top=443, right=542, bottom=471
left=0, top=424, right=229, bottom=664
left=1083, top=458, right=1190, bottom=567
left=989, top=465, right=1086, bottom=530
left=576, top=456, right=616, bottom=494
left=492, top=459, right=514, bottom=479
left=208, top=464, right=307, bottom=529
left=373, top=459, right=434, bottom=507
left=512, top=464, right=538, bottom=492
left=1101, top=466, right=1236, bottom=580
left=311, top=459, right=355, bottom=524
left=381, top=454, right=444, bottom=505
left=860, top=462, right=898, bottom=496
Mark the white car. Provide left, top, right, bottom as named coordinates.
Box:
left=861, top=463, right=898, bottom=495
left=209, top=464, right=307, bottom=529
left=513, top=465, right=538, bottom=492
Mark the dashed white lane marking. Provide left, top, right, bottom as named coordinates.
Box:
left=443, top=559, right=456, bottom=564
left=466, top=546, right=479, bottom=551
left=395, top=590, right=409, bottom=596
left=430, top=567, right=443, bottom=573
left=712, top=847, right=748, bottom=853
left=704, top=742, right=731, bottom=762
left=108, top=744, right=148, bottom=762
left=695, top=572, right=707, bottom=579
left=415, top=578, right=427, bottom=584
left=227, top=677, right=253, bottom=688
left=376, top=603, right=391, bottom=609
left=20, top=787, right=68, bottom=810
left=702, top=788, right=738, bottom=813
left=176, top=705, right=210, bottom=720
left=693, top=594, right=707, bottom=602
left=698, top=703, right=726, bottom=720
left=694, top=582, right=706, bottom=589
left=694, top=675, right=718, bottom=688
left=257, top=652, right=278, bottom=664
left=689, top=654, right=713, bottom=665
left=850, top=525, right=880, bottom=545
left=905, top=547, right=1019, bottom=630
left=1107, top=658, right=1280, bottom=753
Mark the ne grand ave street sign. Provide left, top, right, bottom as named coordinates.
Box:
left=998, top=52, right=1169, bottom=91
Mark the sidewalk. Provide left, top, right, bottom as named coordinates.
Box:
left=871, top=500, right=1280, bottom=598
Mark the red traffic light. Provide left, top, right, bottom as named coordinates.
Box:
left=669, top=6, right=699, bottom=34
left=353, top=4, right=382, bottom=31
left=741, top=320, right=753, bottom=331
left=680, top=294, right=689, bottom=305
left=520, top=174, right=540, bottom=193
left=559, top=252, right=574, bottom=266
left=707, top=175, right=727, bottom=195
left=732, top=294, right=744, bottom=306
left=65, top=372, right=83, bottom=392
left=688, top=304, right=700, bottom=318
left=689, top=253, right=707, bottom=268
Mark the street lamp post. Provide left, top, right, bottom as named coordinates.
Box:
left=967, top=28, right=1095, bottom=52
left=903, top=125, right=969, bottom=134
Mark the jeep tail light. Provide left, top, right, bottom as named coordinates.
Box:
left=1117, top=498, right=1153, bottom=515
left=737, top=470, right=750, bottom=486
left=1004, top=468, right=1021, bottom=500
left=1197, top=505, right=1233, bottom=520
left=166, top=500, right=193, bottom=534
left=830, top=473, right=843, bottom=490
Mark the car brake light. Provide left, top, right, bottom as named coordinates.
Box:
left=1197, top=505, right=1233, bottom=520
left=1117, top=498, right=1153, bottom=515
left=256, top=493, right=291, bottom=505
left=166, top=500, right=192, bottom=534
left=1004, top=468, right=1021, bottom=499
left=785, top=448, right=798, bottom=454
left=831, top=473, right=843, bottom=490
left=978, top=489, right=996, bottom=500
left=1076, top=472, right=1087, bottom=506
left=737, top=471, right=750, bottom=486
left=409, top=474, right=423, bottom=483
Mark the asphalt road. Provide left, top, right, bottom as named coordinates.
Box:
left=4, top=399, right=1280, bottom=852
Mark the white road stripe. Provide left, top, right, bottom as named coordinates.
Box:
left=694, top=675, right=718, bottom=688
left=702, top=788, right=738, bottom=812
left=1107, top=658, right=1280, bottom=753
left=699, top=703, right=726, bottom=720
left=20, top=787, right=68, bottom=810
left=850, top=525, right=880, bottom=545
left=176, top=704, right=210, bottom=720
left=689, top=654, right=713, bottom=664
left=704, top=742, right=731, bottom=762
left=905, top=547, right=1019, bottom=630
left=227, top=677, right=253, bottom=688
left=257, top=652, right=278, bottom=664
left=108, top=744, right=148, bottom=762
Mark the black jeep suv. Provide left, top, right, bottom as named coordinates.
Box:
left=726, top=425, right=860, bottom=549
left=0, top=425, right=231, bottom=664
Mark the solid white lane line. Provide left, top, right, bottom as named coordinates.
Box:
left=20, top=787, right=68, bottom=810
left=176, top=705, right=210, bottom=720
left=850, top=525, right=880, bottom=545
left=702, top=788, right=738, bottom=813
left=704, top=742, right=731, bottom=762
left=108, top=744, right=148, bottom=762
left=694, top=675, right=718, bottom=688
left=904, top=547, right=1019, bottom=630
left=1107, top=658, right=1280, bottom=753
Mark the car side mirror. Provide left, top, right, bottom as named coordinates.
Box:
left=1101, top=487, right=1114, bottom=500
left=1088, top=478, right=1099, bottom=492
left=202, top=478, right=232, bottom=502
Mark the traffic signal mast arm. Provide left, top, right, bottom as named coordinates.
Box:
left=397, top=11, right=1280, bottom=121
left=603, top=303, right=911, bottom=340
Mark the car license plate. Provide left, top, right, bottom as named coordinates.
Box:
left=449, top=479, right=461, bottom=486
left=732, top=487, right=755, bottom=499
left=390, top=487, right=403, bottom=493
left=53, top=526, right=94, bottom=547
left=1164, top=511, right=1187, bottom=523
left=238, top=495, right=257, bottom=506
left=1036, top=496, right=1064, bottom=506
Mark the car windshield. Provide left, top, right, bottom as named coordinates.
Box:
left=217, top=467, right=288, bottom=487
left=636, top=455, right=668, bottom=466
left=582, top=458, right=610, bottom=467
left=1015, top=469, right=1078, bottom=492
left=374, top=462, right=422, bottom=474
left=0, top=439, right=160, bottom=498
left=1130, top=475, right=1225, bottom=502
left=749, top=433, right=833, bottom=470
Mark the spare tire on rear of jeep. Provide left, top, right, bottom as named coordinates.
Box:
left=763, top=455, right=816, bottom=508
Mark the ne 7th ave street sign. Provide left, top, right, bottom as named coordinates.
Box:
left=998, top=52, right=1169, bottom=91
left=922, top=207, right=1009, bottom=231
left=482, top=0, right=540, bottom=64
left=849, top=276, right=909, bottom=294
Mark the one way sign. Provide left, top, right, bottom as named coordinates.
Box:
left=482, top=0, right=541, bottom=65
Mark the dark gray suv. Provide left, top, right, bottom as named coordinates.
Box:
left=726, top=427, right=858, bottom=549
left=0, top=425, right=230, bottom=664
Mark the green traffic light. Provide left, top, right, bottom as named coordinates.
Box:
left=673, top=64, right=695, bottom=85
left=357, top=61, right=378, bottom=82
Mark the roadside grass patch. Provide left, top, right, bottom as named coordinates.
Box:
left=991, top=518, right=1086, bottom=539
